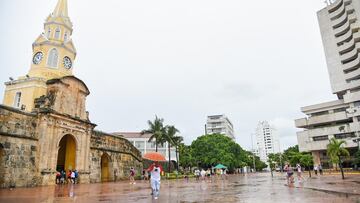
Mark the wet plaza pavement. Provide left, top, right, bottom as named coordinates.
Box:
left=0, top=173, right=360, bottom=203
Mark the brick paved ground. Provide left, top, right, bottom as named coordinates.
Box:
left=0, top=173, right=359, bottom=203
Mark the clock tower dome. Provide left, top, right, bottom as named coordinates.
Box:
left=2, top=0, right=77, bottom=112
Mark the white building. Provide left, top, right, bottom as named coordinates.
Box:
left=295, top=0, right=360, bottom=168
left=254, top=121, right=279, bottom=164
left=112, top=132, right=177, bottom=162
left=205, top=114, right=235, bottom=140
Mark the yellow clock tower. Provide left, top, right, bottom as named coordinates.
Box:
left=2, top=0, right=76, bottom=112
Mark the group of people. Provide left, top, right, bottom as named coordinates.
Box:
left=284, top=163, right=324, bottom=186
left=314, top=165, right=323, bottom=175
left=194, top=168, right=227, bottom=181
left=55, top=169, right=79, bottom=184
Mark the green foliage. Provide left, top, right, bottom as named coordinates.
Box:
left=189, top=134, right=252, bottom=170
left=327, top=138, right=350, bottom=165
left=327, top=137, right=350, bottom=179
left=181, top=134, right=267, bottom=171
left=163, top=125, right=179, bottom=172
left=179, top=144, right=194, bottom=168
left=141, top=116, right=166, bottom=152
left=300, top=154, right=313, bottom=168
left=354, top=150, right=360, bottom=166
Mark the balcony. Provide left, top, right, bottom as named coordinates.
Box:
left=344, top=90, right=360, bottom=103
left=295, top=111, right=349, bottom=128
left=298, top=124, right=351, bottom=138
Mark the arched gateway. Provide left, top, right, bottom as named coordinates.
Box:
left=101, top=153, right=111, bottom=182
left=56, top=135, right=76, bottom=171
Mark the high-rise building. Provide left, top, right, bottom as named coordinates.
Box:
left=254, top=121, right=279, bottom=164
left=205, top=114, right=235, bottom=140
left=295, top=0, right=360, bottom=168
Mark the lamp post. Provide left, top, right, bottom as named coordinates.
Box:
left=251, top=133, right=256, bottom=172
left=278, top=139, right=283, bottom=173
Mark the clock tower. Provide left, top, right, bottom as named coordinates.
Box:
left=2, top=0, right=77, bottom=112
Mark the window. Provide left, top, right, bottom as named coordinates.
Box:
left=147, top=141, right=156, bottom=149
left=47, top=48, right=58, bottom=67
left=47, top=28, right=51, bottom=38
left=135, top=141, right=145, bottom=149
left=14, top=92, right=21, bottom=108
left=54, top=27, right=61, bottom=39
left=64, top=32, right=68, bottom=41
left=313, top=135, right=328, bottom=141
left=334, top=133, right=356, bottom=139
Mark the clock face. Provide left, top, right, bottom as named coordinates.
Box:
left=63, top=56, right=72, bottom=69
left=32, top=52, right=43, bottom=65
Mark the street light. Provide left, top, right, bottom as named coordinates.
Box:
left=251, top=133, right=256, bottom=172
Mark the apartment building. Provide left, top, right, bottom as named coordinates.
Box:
left=205, top=114, right=235, bottom=140
left=254, top=121, right=280, bottom=164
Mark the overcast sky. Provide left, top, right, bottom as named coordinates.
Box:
left=0, top=0, right=336, bottom=151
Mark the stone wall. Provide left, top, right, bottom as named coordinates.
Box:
left=0, top=104, right=143, bottom=188
left=0, top=105, right=40, bottom=188
left=89, top=131, right=142, bottom=183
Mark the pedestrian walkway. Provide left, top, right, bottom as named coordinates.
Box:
left=0, top=173, right=359, bottom=202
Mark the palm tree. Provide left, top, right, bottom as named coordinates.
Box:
left=172, top=136, right=184, bottom=171
left=141, top=116, right=165, bottom=152
left=327, top=138, right=350, bottom=179
left=163, top=125, right=179, bottom=172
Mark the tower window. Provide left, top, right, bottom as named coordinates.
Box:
left=47, top=48, right=59, bottom=67
left=64, top=32, right=68, bottom=41
left=14, top=92, right=21, bottom=108
left=54, top=27, right=61, bottom=39
left=47, top=28, right=51, bottom=38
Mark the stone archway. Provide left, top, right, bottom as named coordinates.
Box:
left=56, top=135, right=76, bottom=172
left=101, top=153, right=111, bottom=182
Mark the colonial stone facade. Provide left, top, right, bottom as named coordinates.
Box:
left=0, top=0, right=142, bottom=188
left=0, top=76, right=142, bottom=188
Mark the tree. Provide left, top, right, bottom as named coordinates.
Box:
left=163, top=125, right=179, bottom=172
left=141, top=116, right=165, bottom=152
left=288, top=151, right=304, bottom=166
left=179, top=144, right=194, bottom=170
left=300, top=154, right=313, bottom=177
left=283, top=145, right=299, bottom=162
left=190, top=134, right=251, bottom=171
left=172, top=135, right=184, bottom=171
left=327, top=138, right=350, bottom=179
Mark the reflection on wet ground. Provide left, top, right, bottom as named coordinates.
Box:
left=0, top=173, right=359, bottom=203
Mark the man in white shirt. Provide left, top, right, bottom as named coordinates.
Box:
left=147, top=162, right=163, bottom=200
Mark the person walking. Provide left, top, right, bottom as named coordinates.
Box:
left=319, top=164, right=323, bottom=175
left=284, top=163, right=294, bottom=186
left=296, top=163, right=304, bottom=183
left=70, top=170, right=76, bottom=184
left=129, top=167, right=136, bottom=184
left=314, top=165, right=318, bottom=175
left=147, top=162, right=163, bottom=200
left=200, top=169, right=206, bottom=181
left=74, top=170, right=79, bottom=184
left=194, top=169, right=200, bottom=181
